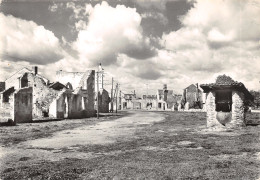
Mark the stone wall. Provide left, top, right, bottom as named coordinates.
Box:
left=228, top=91, right=245, bottom=128
left=98, top=89, right=110, bottom=113
left=0, top=93, right=15, bottom=124
left=27, top=73, right=60, bottom=119
left=14, top=87, right=33, bottom=123
left=205, top=90, right=246, bottom=129
left=49, top=89, right=67, bottom=119
left=68, top=94, right=82, bottom=118
left=205, top=92, right=222, bottom=128
left=183, top=84, right=203, bottom=109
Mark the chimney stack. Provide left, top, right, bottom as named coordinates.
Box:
left=34, top=66, right=38, bottom=75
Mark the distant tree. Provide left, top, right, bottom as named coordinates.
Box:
left=249, top=90, right=260, bottom=109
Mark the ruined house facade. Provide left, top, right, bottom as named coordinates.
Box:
left=200, top=75, right=253, bottom=129
left=55, top=70, right=96, bottom=118
left=157, top=84, right=176, bottom=110
left=182, top=84, right=204, bottom=110
left=122, top=93, right=137, bottom=109
left=121, top=85, right=181, bottom=111
left=0, top=67, right=96, bottom=124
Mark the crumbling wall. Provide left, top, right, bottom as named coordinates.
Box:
left=205, top=91, right=222, bottom=128
left=56, top=70, right=96, bottom=118
left=228, top=91, right=245, bottom=128
left=14, top=87, right=33, bottom=123
left=183, top=84, right=203, bottom=109
left=0, top=92, right=15, bottom=124
left=82, top=70, right=95, bottom=117
left=27, top=73, right=59, bottom=119
left=98, top=89, right=110, bottom=113
left=68, top=94, right=82, bottom=118
left=49, top=89, right=68, bottom=119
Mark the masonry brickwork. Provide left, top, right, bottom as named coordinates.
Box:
left=201, top=75, right=252, bottom=130
left=229, top=91, right=245, bottom=128
left=205, top=91, right=222, bottom=129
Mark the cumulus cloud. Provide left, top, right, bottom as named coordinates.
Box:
left=0, top=13, right=64, bottom=65
left=159, top=0, right=260, bottom=91
left=72, top=1, right=156, bottom=66
left=161, top=27, right=206, bottom=51
left=182, top=0, right=260, bottom=43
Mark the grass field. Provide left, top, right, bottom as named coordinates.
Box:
left=1, top=111, right=260, bottom=180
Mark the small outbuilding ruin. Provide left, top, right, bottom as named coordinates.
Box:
left=200, top=75, right=253, bottom=129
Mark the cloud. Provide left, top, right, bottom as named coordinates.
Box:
left=161, top=27, right=206, bottom=51
left=135, top=0, right=182, bottom=10
left=182, top=0, right=260, bottom=43
left=72, top=1, right=156, bottom=67
left=160, top=0, right=260, bottom=91
left=0, top=13, right=64, bottom=65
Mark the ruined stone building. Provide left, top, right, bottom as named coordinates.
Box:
left=142, top=95, right=157, bottom=110
left=181, top=84, right=204, bottom=110
left=0, top=67, right=96, bottom=125
left=55, top=70, right=96, bottom=118
left=122, top=93, right=137, bottom=109
left=200, top=75, right=253, bottom=129
left=157, top=84, right=176, bottom=110
left=121, top=85, right=181, bottom=111
left=0, top=67, right=53, bottom=124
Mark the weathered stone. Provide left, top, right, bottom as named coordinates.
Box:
left=205, top=92, right=222, bottom=128
left=201, top=75, right=253, bottom=130
left=227, top=91, right=245, bottom=128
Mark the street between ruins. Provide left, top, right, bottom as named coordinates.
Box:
left=1, top=111, right=260, bottom=179
left=0, top=111, right=164, bottom=171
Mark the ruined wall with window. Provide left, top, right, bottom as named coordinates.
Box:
left=182, top=84, right=203, bottom=109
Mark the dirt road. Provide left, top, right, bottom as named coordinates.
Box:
left=1, top=111, right=259, bottom=180
left=0, top=111, right=165, bottom=172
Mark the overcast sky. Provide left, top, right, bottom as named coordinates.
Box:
left=0, top=0, right=259, bottom=95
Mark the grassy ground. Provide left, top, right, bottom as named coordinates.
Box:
left=1, top=111, right=260, bottom=180
left=0, top=112, right=128, bottom=146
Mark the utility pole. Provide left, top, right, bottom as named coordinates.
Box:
left=115, top=83, right=119, bottom=113
left=119, top=90, right=121, bottom=110
left=111, top=77, right=114, bottom=113
left=96, top=70, right=99, bottom=119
